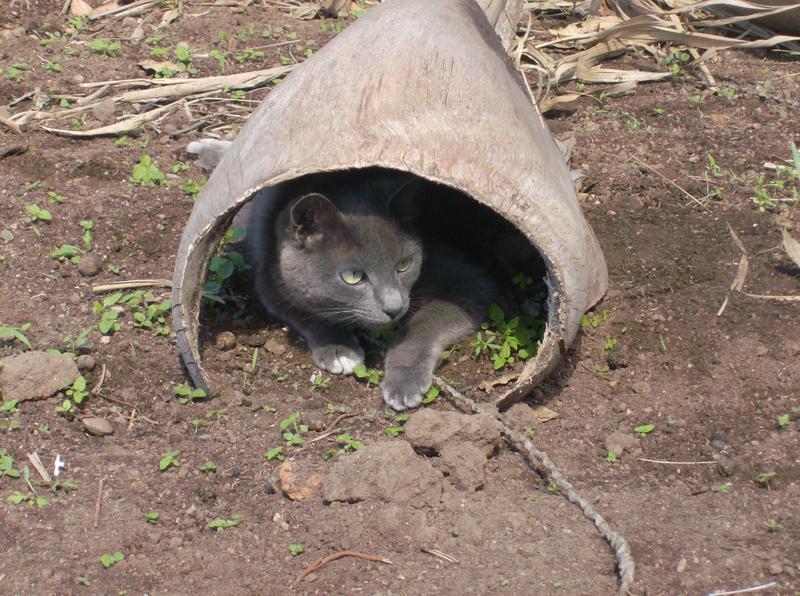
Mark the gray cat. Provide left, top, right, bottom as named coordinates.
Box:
left=248, top=168, right=496, bottom=410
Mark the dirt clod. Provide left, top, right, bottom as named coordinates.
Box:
left=76, top=354, right=95, bottom=371
left=279, top=459, right=323, bottom=501
left=76, top=254, right=101, bottom=277
left=605, top=431, right=637, bottom=457
left=215, top=331, right=237, bottom=351
left=81, top=416, right=114, bottom=436
left=323, top=441, right=443, bottom=506
left=404, top=409, right=500, bottom=457
left=439, top=443, right=486, bottom=491
left=0, top=351, right=79, bottom=402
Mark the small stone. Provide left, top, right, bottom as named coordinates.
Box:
left=767, top=560, right=783, bottom=575
left=82, top=416, right=114, bottom=436
left=215, top=331, right=237, bottom=351
left=710, top=437, right=728, bottom=452
left=784, top=339, right=799, bottom=357
left=279, top=460, right=323, bottom=501
left=77, top=254, right=101, bottom=277
left=717, top=456, right=736, bottom=477
left=0, top=351, right=80, bottom=402
left=302, top=572, right=318, bottom=583
left=263, top=338, right=288, bottom=356
left=676, top=557, right=687, bottom=573
left=76, top=354, right=95, bottom=371
left=755, top=346, right=769, bottom=357
left=605, top=431, right=637, bottom=457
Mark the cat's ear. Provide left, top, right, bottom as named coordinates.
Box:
left=385, top=175, right=421, bottom=224
left=289, top=193, right=344, bottom=246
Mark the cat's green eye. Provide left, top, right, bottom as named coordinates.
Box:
left=396, top=257, right=412, bottom=273
left=341, top=269, right=364, bottom=285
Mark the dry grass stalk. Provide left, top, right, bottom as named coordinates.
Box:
left=522, top=0, right=800, bottom=111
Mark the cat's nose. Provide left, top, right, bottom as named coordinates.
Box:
left=382, top=304, right=403, bottom=320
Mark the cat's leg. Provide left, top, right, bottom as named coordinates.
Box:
left=303, top=323, right=365, bottom=375
left=382, top=245, right=495, bottom=410
left=381, top=298, right=479, bottom=410
left=281, top=317, right=364, bottom=375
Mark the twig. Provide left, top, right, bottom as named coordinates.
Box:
left=92, top=363, right=107, bottom=395
left=434, top=375, right=634, bottom=596
left=707, top=581, right=778, bottom=596
left=92, top=279, right=172, bottom=293
left=421, top=547, right=459, bottom=564
left=637, top=458, right=716, bottom=465
left=326, top=412, right=358, bottom=430
left=93, top=476, right=107, bottom=529
left=27, top=452, right=52, bottom=483
left=629, top=155, right=708, bottom=211
left=291, top=550, right=392, bottom=587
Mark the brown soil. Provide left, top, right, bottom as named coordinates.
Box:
left=1, top=4, right=798, bottom=595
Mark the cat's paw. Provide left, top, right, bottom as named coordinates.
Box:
left=312, top=343, right=364, bottom=375
left=381, top=369, right=432, bottom=411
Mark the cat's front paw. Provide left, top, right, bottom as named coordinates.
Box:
left=381, top=368, right=432, bottom=411
left=312, top=343, right=364, bottom=375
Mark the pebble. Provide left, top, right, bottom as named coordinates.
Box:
left=82, top=416, right=114, bottom=436
left=755, top=346, right=769, bottom=357
left=76, top=354, right=95, bottom=371
left=77, top=254, right=101, bottom=277
left=710, top=437, right=728, bottom=452
left=215, top=331, right=237, bottom=351
left=767, top=560, right=783, bottom=575
left=676, top=557, right=687, bottom=573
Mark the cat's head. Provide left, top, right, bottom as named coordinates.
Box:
left=278, top=191, right=423, bottom=329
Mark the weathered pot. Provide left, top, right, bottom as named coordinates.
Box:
left=172, top=0, right=608, bottom=408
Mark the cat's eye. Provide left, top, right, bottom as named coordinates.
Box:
left=396, top=257, right=412, bottom=273
left=341, top=269, right=364, bottom=285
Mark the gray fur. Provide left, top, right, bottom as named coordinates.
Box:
left=248, top=169, right=495, bottom=410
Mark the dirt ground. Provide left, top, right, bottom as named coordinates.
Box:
left=1, top=2, right=799, bottom=595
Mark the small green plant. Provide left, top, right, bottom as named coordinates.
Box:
left=385, top=413, right=409, bottom=437
left=89, top=39, right=122, bottom=58
left=67, top=15, right=86, bottom=32
left=581, top=309, right=608, bottom=329
left=763, top=518, right=781, bottom=532
left=75, top=576, right=92, bottom=586
left=8, top=490, right=49, bottom=508
left=546, top=482, right=560, bottom=495
left=25, top=203, right=52, bottom=226
left=353, top=363, right=382, bottom=386
left=652, top=107, right=666, bottom=116
left=173, top=384, right=207, bottom=404
left=265, top=446, right=285, bottom=461
left=280, top=411, right=308, bottom=447
left=203, top=228, right=249, bottom=301
left=235, top=48, right=265, bottom=63
left=65, top=375, right=89, bottom=406
left=634, top=424, right=655, bottom=437
left=180, top=178, right=205, bottom=199
left=0, top=448, right=21, bottom=478
left=55, top=399, right=76, bottom=419
left=711, top=483, right=730, bottom=494
left=43, top=60, right=61, bottom=73
left=47, top=190, right=66, bottom=203
left=602, top=337, right=617, bottom=351
left=145, top=511, right=159, bottom=524
left=662, top=49, right=691, bottom=76
left=93, top=292, right=123, bottom=335
left=472, top=304, right=543, bottom=370
left=199, top=461, right=218, bottom=473
left=606, top=451, right=618, bottom=463
left=309, top=371, right=331, bottom=392
left=129, top=155, right=165, bottom=186
left=209, top=518, right=240, bottom=532
left=209, top=49, right=228, bottom=71
left=323, top=433, right=364, bottom=460
left=0, top=323, right=32, bottom=349
left=4, top=63, right=26, bottom=83
left=777, top=413, right=790, bottom=429
left=159, top=450, right=181, bottom=472
left=755, top=470, right=776, bottom=488
left=99, top=552, right=124, bottom=569
left=288, top=543, right=304, bottom=556
left=422, top=385, right=440, bottom=405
